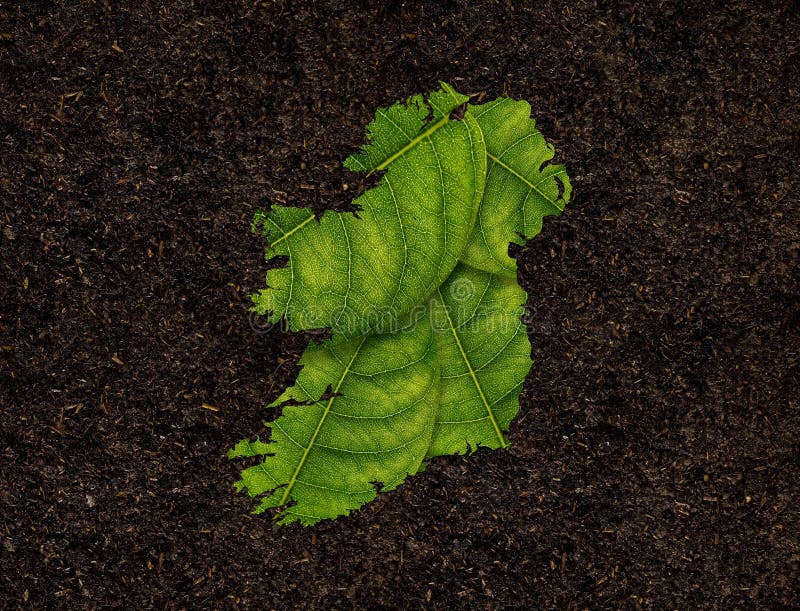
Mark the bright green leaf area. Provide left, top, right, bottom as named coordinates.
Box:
left=230, top=83, right=571, bottom=525
left=250, top=84, right=486, bottom=339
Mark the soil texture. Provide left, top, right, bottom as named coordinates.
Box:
left=1, top=0, right=799, bottom=608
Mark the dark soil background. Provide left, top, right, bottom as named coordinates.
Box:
left=1, top=0, right=799, bottom=608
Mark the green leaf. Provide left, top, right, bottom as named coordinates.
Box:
left=230, top=314, right=437, bottom=525
left=426, top=263, right=531, bottom=458
left=459, top=98, right=572, bottom=276
left=232, top=85, right=572, bottom=525
left=251, top=83, right=486, bottom=338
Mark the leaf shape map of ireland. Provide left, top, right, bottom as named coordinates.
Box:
left=230, top=83, right=572, bottom=525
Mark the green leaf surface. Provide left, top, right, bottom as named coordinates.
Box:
left=426, top=263, right=531, bottom=458
left=251, top=84, right=486, bottom=338
left=232, top=84, right=571, bottom=525
left=230, top=315, right=437, bottom=525
left=459, top=98, right=572, bottom=276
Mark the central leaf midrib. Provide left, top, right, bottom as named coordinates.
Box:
left=435, top=287, right=507, bottom=448
left=372, top=114, right=451, bottom=173
left=486, top=152, right=565, bottom=212
left=268, top=214, right=316, bottom=247
left=278, top=336, right=368, bottom=505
